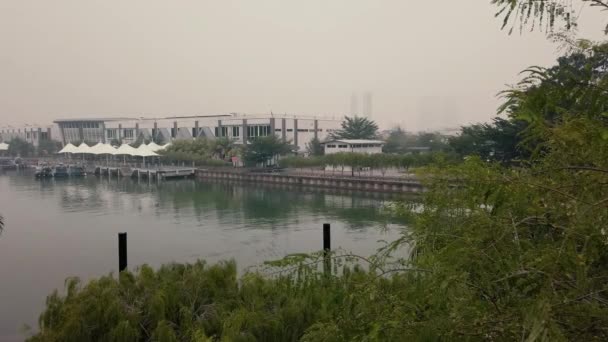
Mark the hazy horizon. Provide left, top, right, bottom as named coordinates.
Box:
left=0, top=1, right=605, bottom=131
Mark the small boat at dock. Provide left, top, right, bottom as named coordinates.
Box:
left=53, top=165, right=70, bottom=178
left=34, top=164, right=87, bottom=178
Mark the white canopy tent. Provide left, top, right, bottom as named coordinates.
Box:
left=133, top=144, right=159, bottom=168
left=115, top=144, right=138, bottom=165
left=90, top=143, right=117, bottom=165
left=90, top=143, right=117, bottom=155
left=73, top=143, right=93, bottom=154
left=146, top=142, right=163, bottom=152
left=0, top=142, right=9, bottom=151
left=72, top=143, right=93, bottom=163
left=115, top=144, right=137, bottom=155
left=57, top=143, right=77, bottom=154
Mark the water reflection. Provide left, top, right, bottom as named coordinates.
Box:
left=8, top=173, right=412, bottom=230
left=0, top=171, right=412, bottom=340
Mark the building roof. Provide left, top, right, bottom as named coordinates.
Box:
left=54, top=117, right=136, bottom=123
left=322, top=139, right=385, bottom=145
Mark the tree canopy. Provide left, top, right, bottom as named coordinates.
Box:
left=7, top=138, right=35, bottom=157
left=242, top=135, right=294, bottom=166
left=329, top=116, right=379, bottom=140
left=491, top=0, right=608, bottom=34
left=305, top=137, right=324, bottom=156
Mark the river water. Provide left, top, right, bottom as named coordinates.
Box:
left=0, top=170, right=409, bottom=340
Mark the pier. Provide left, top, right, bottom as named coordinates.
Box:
left=94, top=166, right=196, bottom=180
left=196, top=169, right=424, bottom=193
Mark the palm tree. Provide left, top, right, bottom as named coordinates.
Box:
left=330, top=116, right=379, bottom=140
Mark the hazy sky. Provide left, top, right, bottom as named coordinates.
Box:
left=0, top=1, right=605, bottom=130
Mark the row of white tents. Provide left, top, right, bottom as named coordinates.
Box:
left=57, top=142, right=170, bottom=157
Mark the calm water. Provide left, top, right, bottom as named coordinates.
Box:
left=0, top=170, right=408, bottom=340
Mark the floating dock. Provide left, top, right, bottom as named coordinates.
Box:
left=95, top=166, right=196, bottom=180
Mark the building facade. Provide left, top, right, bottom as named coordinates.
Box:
left=322, top=139, right=384, bottom=155
left=53, top=114, right=342, bottom=151
left=0, top=125, right=57, bottom=147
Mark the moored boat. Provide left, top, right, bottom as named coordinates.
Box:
left=35, top=166, right=53, bottom=178
left=52, top=164, right=69, bottom=178
left=68, top=165, right=86, bottom=177
left=0, top=158, right=17, bottom=171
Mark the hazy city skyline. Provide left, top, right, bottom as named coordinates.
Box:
left=0, top=1, right=605, bottom=131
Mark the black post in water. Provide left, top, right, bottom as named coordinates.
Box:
left=323, top=223, right=331, bottom=275
left=323, top=223, right=331, bottom=254
left=118, top=232, right=127, bottom=272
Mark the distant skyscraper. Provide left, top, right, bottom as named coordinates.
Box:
left=362, top=91, right=373, bottom=118
left=350, top=92, right=359, bottom=116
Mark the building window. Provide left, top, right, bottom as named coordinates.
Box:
left=123, top=129, right=134, bottom=139
left=338, top=145, right=347, bottom=148
left=327, top=144, right=336, bottom=148
left=107, top=129, right=117, bottom=139
left=232, top=126, right=240, bottom=137
left=287, top=129, right=293, bottom=132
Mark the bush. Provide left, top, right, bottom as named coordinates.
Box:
left=28, top=259, right=377, bottom=341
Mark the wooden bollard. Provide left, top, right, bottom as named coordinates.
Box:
left=323, top=223, right=331, bottom=253
left=118, top=232, right=127, bottom=272
left=323, top=223, right=331, bottom=274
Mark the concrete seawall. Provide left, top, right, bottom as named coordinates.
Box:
left=195, top=169, right=424, bottom=193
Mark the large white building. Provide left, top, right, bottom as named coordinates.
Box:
left=53, top=114, right=342, bottom=152
left=322, top=139, right=384, bottom=155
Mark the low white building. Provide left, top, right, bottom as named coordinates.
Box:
left=322, top=139, right=384, bottom=155
left=53, top=114, right=342, bottom=152
left=0, top=125, right=58, bottom=147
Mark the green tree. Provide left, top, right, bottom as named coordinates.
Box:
left=211, top=137, right=236, bottom=160
left=382, top=127, right=413, bottom=154
left=7, top=138, right=35, bottom=157
left=449, top=117, right=531, bottom=163
left=37, top=139, right=61, bottom=156
left=491, top=0, right=608, bottom=34
left=329, top=116, right=379, bottom=140
left=242, top=135, right=295, bottom=167
left=306, top=137, right=324, bottom=156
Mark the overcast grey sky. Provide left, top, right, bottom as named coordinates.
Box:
left=0, top=1, right=605, bottom=130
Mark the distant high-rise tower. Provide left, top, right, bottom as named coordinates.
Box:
left=350, top=92, right=360, bottom=116
left=362, top=91, right=373, bottom=118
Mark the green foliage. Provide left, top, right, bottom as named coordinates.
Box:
left=329, top=116, right=379, bottom=140
left=500, top=42, right=608, bottom=156
left=280, top=152, right=450, bottom=175
left=242, top=135, right=295, bottom=167
left=449, top=117, right=531, bottom=164
left=37, top=139, right=61, bottom=156
left=7, top=138, right=35, bottom=157
left=490, top=0, right=608, bottom=34
left=159, top=139, right=235, bottom=167
left=28, top=260, right=373, bottom=341
left=305, top=137, right=324, bottom=156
